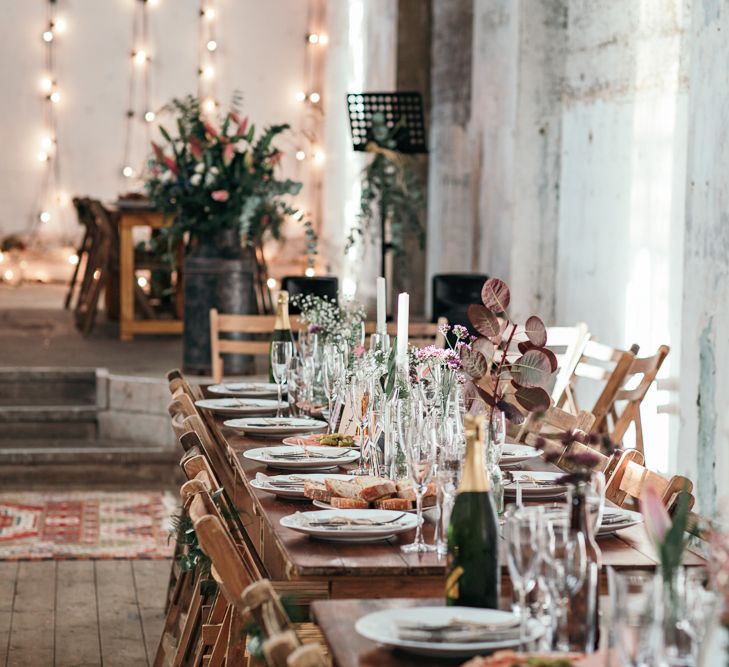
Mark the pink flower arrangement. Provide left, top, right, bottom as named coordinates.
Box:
left=211, top=190, right=229, bottom=202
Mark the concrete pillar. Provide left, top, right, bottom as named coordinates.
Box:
left=425, top=0, right=475, bottom=309
left=678, top=0, right=729, bottom=515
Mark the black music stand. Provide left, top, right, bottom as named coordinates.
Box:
left=347, top=91, right=427, bottom=278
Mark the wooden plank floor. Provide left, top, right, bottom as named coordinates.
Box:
left=1, top=559, right=170, bottom=667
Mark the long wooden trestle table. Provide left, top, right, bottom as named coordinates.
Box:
left=199, top=388, right=705, bottom=601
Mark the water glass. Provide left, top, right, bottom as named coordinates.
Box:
left=608, top=568, right=662, bottom=667
left=505, top=506, right=543, bottom=648
left=322, top=345, right=345, bottom=433
left=544, top=519, right=587, bottom=652
left=271, top=341, right=293, bottom=417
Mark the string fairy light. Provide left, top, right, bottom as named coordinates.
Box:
left=121, top=0, right=156, bottom=181
left=198, top=1, right=218, bottom=112
left=29, top=0, right=69, bottom=242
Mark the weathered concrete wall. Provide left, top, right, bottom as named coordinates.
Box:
left=678, top=0, right=729, bottom=515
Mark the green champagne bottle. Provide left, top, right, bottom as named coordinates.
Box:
left=268, top=290, right=295, bottom=383
left=445, top=413, right=500, bottom=608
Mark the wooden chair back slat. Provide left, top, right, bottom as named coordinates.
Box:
left=547, top=323, right=591, bottom=407
left=517, top=406, right=596, bottom=446
left=614, top=345, right=670, bottom=402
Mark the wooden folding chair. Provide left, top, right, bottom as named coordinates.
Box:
left=516, top=406, right=596, bottom=448
left=560, top=340, right=639, bottom=433
left=167, top=368, right=204, bottom=402
left=605, top=454, right=694, bottom=513
left=364, top=318, right=448, bottom=349
left=607, top=345, right=670, bottom=459
left=546, top=323, right=591, bottom=406
left=66, top=198, right=96, bottom=309
left=209, top=310, right=302, bottom=384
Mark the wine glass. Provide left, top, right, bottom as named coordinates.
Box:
left=504, top=506, right=543, bottom=649
left=544, top=519, right=587, bottom=651
left=286, top=355, right=305, bottom=417
left=349, top=373, right=374, bottom=475
left=271, top=341, right=293, bottom=418
left=398, top=400, right=436, bottom=553
left=430, top=417, right=460, bottom=556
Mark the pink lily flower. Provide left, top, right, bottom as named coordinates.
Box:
left=211, top=190, right=229, bottom=202
left=151, top=142, right=165, bottom=163
left=237, top=116, right=249, bottom=136
left=640, top=484, right=671, bottom=546
left=203, top=121, right=219, bottom=140
left=189, top=137, right=204, bottom=161
left=223, top=142, right=235, bottom=166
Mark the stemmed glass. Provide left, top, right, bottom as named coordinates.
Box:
left=608, top=568, right=662, bottom=667
left=397, top=400, right=436, bottom=553
left=430, top=417, right=460, bottom=556
left=286, top=355, right=305, bottom=417
left=544, top=519, right=587, bottom=651
left=322, top=344, right=345, bottom=433
left=416, top=363, right=441, bottom=415
left=349, top=373, right=374, bottom=475
left=270, top=341, right=293, bottom=418
left=505, top=507, right=543, bottom=649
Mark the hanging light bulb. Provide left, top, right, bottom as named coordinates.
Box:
left=307, top=33, right=320, bottom=44
left=68, top=254, right=79, bottom=266
left=266, top=277, right=277, bottom=289
left=40, top=136, right=54, bottom=150
left=319, top=34, right=329, bottom=45
left=201, top=65, right=215, bottom=80
left=313, top=149, right=325, bottom=164
left=305, top=267, right=315, bottom=277
left=144, top=110, right=156, bottom=122
left=39, top=211, right=51, bottom=223
left=49, top=91, right=60, bottom=103
left=40, top=77, right=53, bottom=93
left=294, top=90, right=306, bottom=103
left=37, top=151, right=49, bottom=162
left=42, top=29, right=54, bottom=43
left=122, top=165, right=135, bottom=178
left=53, top=18, right=67, bottom=33
left=309, top=92, right=321, bottom=104
left=206, top=39, right=217, bottom=52
left=202, top=7, right=216, bottom=20
left=202, top=97, right=217, bottom=113
left=295, top=150, right=306, bottom=161
left=133, top=50, right=148, bottom=65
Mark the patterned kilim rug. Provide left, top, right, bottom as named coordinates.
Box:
left=0, top=490, right=178, bottom=560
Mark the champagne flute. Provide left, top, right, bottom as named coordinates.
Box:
left=271, top=341, right=293, bottom=418
left=505, top=506, right=543, bottom=649
left=544, top=520, right=587, bottom=651
left=398, top=401, right=436, bottom=553
left=323, top=345, right=345, bottom=433
left=349, top=373, right=374, bottom=475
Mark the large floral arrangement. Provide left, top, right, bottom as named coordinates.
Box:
left=291, top=294, right=366, bottom=351
left=146, top=95, right=316, bottom=258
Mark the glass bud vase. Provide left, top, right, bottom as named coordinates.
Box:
left=484, top=410, right=505, bottom=515
left=566, top=480, right=602, bottom=653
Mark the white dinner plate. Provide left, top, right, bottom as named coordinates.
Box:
left=311, top=499, right=438, bottom=518
left=243, top=445, right=361, bottom=471
left=195, top=397, right=280, bottom=417
left=597, top=508, right=644, bottom=536
left=282, top=434, right=361, bottom=448
left=355, top=606, right=544, bottom=658
left=224, top=417, right=327, bottom=437
left=250, top=473, right=354, bottom=499
left=207, top=382, right=281, bottom=399
left=504, top=471, right=568, bottom=499
left=499, top=443, right=543, bottom=466
left=280, top=509, right=418, bottom=542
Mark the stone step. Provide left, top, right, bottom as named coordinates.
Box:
left=0, top=405, right=98, bottom=440
left=0, top=443, right=179, bottom=465
left=0, top=367, right=97, bottom=406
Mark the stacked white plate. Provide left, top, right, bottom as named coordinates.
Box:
left=195, top=398, right=280, bottom=417
left=499, top=443, right=543, bottom=466
left=280, top=509, right=418, bottom=543
left=597, top=507, right=644, bottom=536
left=207, top=382, right=280, bottom=399
left=250, top=472, right=354, bottom=499
left=503, top=471, right=568, bottom=500
left=355, top=606, right=544, bottom=658
left=243, top=445, right=360, bottom=471
left=224, top=417, right=327, bottom=437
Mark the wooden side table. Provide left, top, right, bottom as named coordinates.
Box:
left=117, top=207, right=183, bottom=341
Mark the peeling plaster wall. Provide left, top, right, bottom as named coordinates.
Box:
left=679, top=0, right=729, bottom=514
